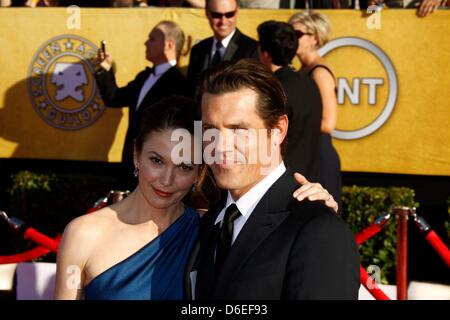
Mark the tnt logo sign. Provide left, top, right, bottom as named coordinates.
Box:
left=318, top=37, right=398, bottom=140
left=27, top=34, right=105, bottom=130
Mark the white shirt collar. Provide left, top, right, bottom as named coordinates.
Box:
left=136, top=60, right=177, bottom=110
left=214, top=162, right=287, bottom=226
left=153, top=60, right=176, bottom=77
left=212, top=29, right=236, bottom=56
left=217, top=29, right=236, bottom=49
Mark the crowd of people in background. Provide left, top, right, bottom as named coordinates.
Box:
left=93, top=0, right=343, bottom=207
left=1, top=0, right=448, bottom=17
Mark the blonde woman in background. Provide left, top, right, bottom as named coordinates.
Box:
left=289, top=11, right=342, bottom=212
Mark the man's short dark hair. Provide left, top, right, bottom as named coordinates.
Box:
left=198, top=58, right=287, bottom=155
left=257, top=20, right=298, bottom=66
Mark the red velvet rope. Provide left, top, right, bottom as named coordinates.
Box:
left=354, top=216, right=392, bottom=300
left=0, top=246, right=51, bottom=264
left=24, top=228, right=60, bottom=253
left=0, top=199, right=107, bottom=264
left=359, top=265, right=391, bottom=300
left=425, top=230, right=450, bottom=268
left=355, top=223, right=384, bottom=246
left=0, top=235, right=61, bottom=264
left=85, top=207, right=100, bottom=214
left=0, top=198, right=106, bottom=264
left=3, top=200, right=445, bottom=302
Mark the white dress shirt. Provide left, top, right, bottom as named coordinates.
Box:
left=214, top=162, right=287, bottom=244
left=135, top=60, right=176, bottom=110
left=210, top=29, right=236, bottom=62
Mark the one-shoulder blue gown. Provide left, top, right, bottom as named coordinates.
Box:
left=83, top=206, right=199, bottom=300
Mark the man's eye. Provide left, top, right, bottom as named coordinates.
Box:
left=179, top=164, right=194, bottom=171
left=233, top=128, right=247, bottom=135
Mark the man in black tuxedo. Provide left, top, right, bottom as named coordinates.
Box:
left=191, top=59, right=359, bottom=299
left=95, top=21, right=187, bottom=181
left=186, top=0, right=258, bottom=96
left=258, top=20, right=322, bottom=182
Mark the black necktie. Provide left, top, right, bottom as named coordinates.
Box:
left=215, top=204, right=241, bottom=274
left=211, top=42, right=223, bottom=66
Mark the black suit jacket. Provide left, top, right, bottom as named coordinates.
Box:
left=191, top=169, right=360, bottom=300
left=275, top=66, right=322, bottom=181
left=95, top=66, right=187, bottom=164
left=186, top=29, right=259, bottom=97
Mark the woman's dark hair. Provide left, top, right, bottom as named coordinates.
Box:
left=134, top=95, right=196, bottom=153
left=134, top=95, right=220, bottom=209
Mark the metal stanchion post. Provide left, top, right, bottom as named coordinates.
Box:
left=394, top=206, right=409, bottom=300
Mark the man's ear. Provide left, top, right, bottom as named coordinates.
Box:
left=166, top=38, right=175, bottom=51
left=258, top=49, right=272, bottom=66
left=275, top=114, right=289, bottom=146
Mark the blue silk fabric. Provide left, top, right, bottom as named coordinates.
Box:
left=83, top=206, right=199, bottom=300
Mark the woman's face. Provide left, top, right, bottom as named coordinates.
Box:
left=291, top=22, right=317, bottom=57
left=134, top=129, right=199, bottom=210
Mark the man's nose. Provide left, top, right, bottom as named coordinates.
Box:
left=214, top=129, right=235, bottom=155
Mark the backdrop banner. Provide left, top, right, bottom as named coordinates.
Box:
left=0, top=8, right=449, bottom=176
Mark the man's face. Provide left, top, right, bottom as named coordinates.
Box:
left=145, top=26, right=166, bottom=64
left=206, top=0, right=238, bottom=41
left=201, top=88, right=280, bottom=200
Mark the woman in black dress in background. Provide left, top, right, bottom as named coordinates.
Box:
left=289, top=11, right=342, bottom=212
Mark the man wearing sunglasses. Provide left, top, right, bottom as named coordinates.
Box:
left=187, top=0, right=259, bottom=96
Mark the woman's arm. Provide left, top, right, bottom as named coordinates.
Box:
left=54, top=218, right=90, bottom=300
left=292, top=172, right=339, bottom=214
left=311, top=67, right=337, bottom=134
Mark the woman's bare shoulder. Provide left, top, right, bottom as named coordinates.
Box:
left=61, top=207, right=117, bottom=248
left=311, top=64, right=334, bottom=80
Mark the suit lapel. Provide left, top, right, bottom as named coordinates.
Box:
left=213, top=170, right=298, bottom=296
left=203, top=38, right=214, bottom=70
left=196, top=223, right=220, bottom=298
left=195, top=194, right=227, bottom=299
left=138, top=66, right=173, bottom=109
left=132, top=67, right=152, bottom=111
left=223, top=29, right=240, bottom=61
left=184, top=239, right=199, bottom=300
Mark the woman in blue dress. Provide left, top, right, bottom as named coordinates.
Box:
left=54, top=96, right=338, bottom=300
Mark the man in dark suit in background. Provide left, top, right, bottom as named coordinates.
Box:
left=187, top=0, right=258, bottom=96
left=191, top=59, right=359, bottom=299
left=258, top=20, right=322, bottom=182
left=95, top=21, right=187, bottom=184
